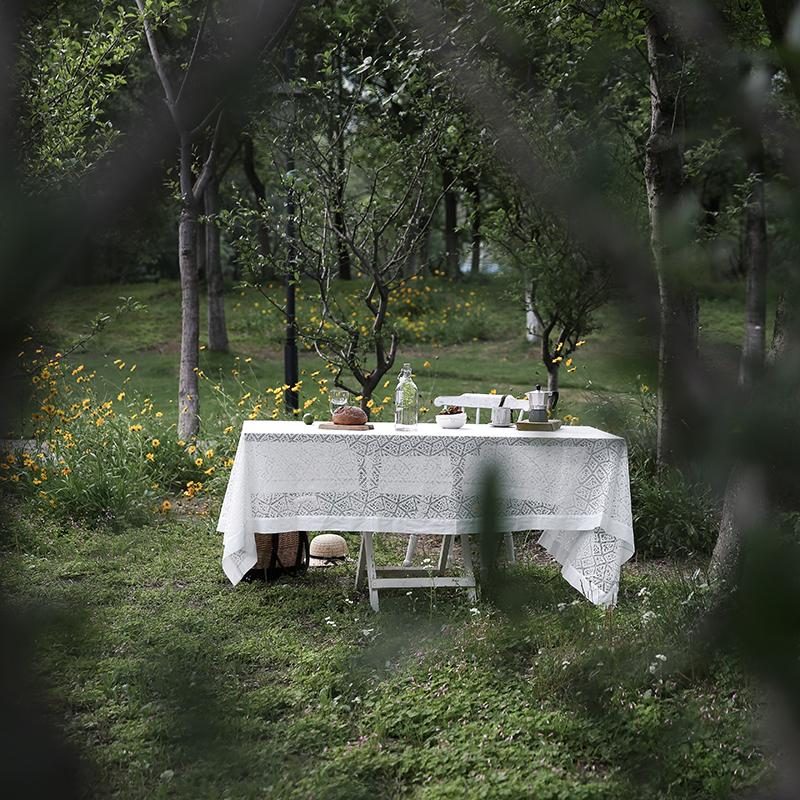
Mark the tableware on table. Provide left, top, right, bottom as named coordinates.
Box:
left=490, top=394, right=513, bottom=427
left=436, top=408, right=467, bottom=429
left=318, top=422, right=374, bottom=431
left=525, top=385, right=558, bottom=423
left=329, top=388, right=349, bottom=418
left=516, top=419, right=562, bottom=432
left=394, top=362, right=419, bottom=431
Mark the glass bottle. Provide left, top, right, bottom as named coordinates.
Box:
left=394, top=362, right=419, bottom=430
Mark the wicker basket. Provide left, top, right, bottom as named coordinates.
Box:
left=253, top=531, right=309, bottom=580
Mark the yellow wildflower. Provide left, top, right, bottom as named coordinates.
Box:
left=152, top=439, right=160, bottom=448
left=195, top=457, right=203, bottom=467
left=160, top=500, right=172, bottom=513
left=146, top=452, right=155, bottom=462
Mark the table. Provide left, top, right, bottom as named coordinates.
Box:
left=218, top=421, right=634, bottom=608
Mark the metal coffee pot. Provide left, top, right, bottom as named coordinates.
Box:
left=525, top=385, right=556, bottom=423
left=490, top=395, right=513, bottom=427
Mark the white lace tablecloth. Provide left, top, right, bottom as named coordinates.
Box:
left=218, top=421, right=634, bottom=606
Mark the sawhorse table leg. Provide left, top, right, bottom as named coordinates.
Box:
left=404, top=531, right=515, bottom=567
left=357, top=532, right=477, bottom=611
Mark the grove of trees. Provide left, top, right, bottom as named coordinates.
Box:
left=7, top=0, right=800, bottom=583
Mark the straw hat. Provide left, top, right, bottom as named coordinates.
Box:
left=309, top=533, right=348, bottom=567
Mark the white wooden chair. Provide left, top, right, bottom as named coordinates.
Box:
left=433, top=393, right=528, bottom=424
left=401, top=393, right=529, bottom=570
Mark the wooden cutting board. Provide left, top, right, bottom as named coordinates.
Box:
left=317, top=422, right=374, bottom=431
left=516, top=419, right=562, bottom=432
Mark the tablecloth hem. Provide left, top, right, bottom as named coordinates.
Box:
left=561, top=562, right=618, bottom=608
left=219, top=513, right=629, bottom=537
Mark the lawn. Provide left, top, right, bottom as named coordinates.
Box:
left=8, top=275, right=757, bottom=437
left=1, top=503, right=763, bottom=799
left=1, top=276, right=767, bottom=797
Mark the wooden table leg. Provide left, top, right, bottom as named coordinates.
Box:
left=504, top=532, right=516, bottom=564
left=354, top=533, right=367, bottom=590
left=437, top=535, right=453, bottom=573
left=402, top=534, right=418, bottom=567
left=460, top=533, right=477, bottom=603
left=363, top=531, right=380, bottom=612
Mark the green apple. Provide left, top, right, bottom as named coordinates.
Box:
left=302, top=412, right=315, bottom=425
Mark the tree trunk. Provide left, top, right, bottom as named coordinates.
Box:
left=468, top=179, right=481, bottom=277
left=196, top=218, right=206, bottom=283
left=644, top=7, right=697, bottom=467
left=546, top=365, right=559, bottom=411
left=758, top=0, right=799, bottom=367
left=711, top=86, right=771, bottom=584
left=768, top=289, right=795, bottom=363
left=739, top=138, right=768, bottom=386
left=178, top=203, right=201, bottom=441
left=524, top=286, right=541, bottom=345
left=205, top=175, right=229, bottom=353
left=333, top=44, right=352, bottom=281
left=443, top=167, right=460, bottom=278
left=709, top=464, right=767, bottom=585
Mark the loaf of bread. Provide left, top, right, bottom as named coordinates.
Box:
left=332, top=405, right=368, bottom=425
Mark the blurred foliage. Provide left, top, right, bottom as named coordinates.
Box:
left=626, top=386, right=719, bottom=559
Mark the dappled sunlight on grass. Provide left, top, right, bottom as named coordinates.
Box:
left=0, top=507, right=763, bottom=799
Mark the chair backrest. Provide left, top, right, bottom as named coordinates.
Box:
left=433, top=393, right=528, bottom=424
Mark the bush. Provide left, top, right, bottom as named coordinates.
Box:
left=0, top=349, right=350, bottom=524
left=627, top=385, right=719, bottom=559
left=0, top=352, right=239, bottom=523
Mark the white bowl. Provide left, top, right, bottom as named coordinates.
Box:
left=436, top=412, right=467, bottom=429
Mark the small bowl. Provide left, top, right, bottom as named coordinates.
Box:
left=436, top=412, right=467, bottom=429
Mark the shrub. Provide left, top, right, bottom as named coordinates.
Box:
left=0, top=347, right=354, bottom=523
left=0, top=352, right=250, bottom=522
left=626, top=384, right=719, bottom=559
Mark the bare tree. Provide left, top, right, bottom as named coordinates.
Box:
left=292, top=122, right=444, bottom=412
left=760, top=0, right=800, bottom=361
left=134, top=0, right=300, bottom=436
left=134, top=0, right=223, bottom=439
left=644, top=2, right=699, bottom=467
left=485, top=188, right=608, bottom=405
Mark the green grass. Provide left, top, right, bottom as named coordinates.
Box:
left=1, top=278, right=768, bottom=796
left=1, top=505, right=764, bottom=799
left=26, top=278, right=757, bottom=416
left=12, top=277, right=673, bottom=436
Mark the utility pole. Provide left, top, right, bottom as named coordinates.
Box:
left=284, top=44, right=299, bottom=413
